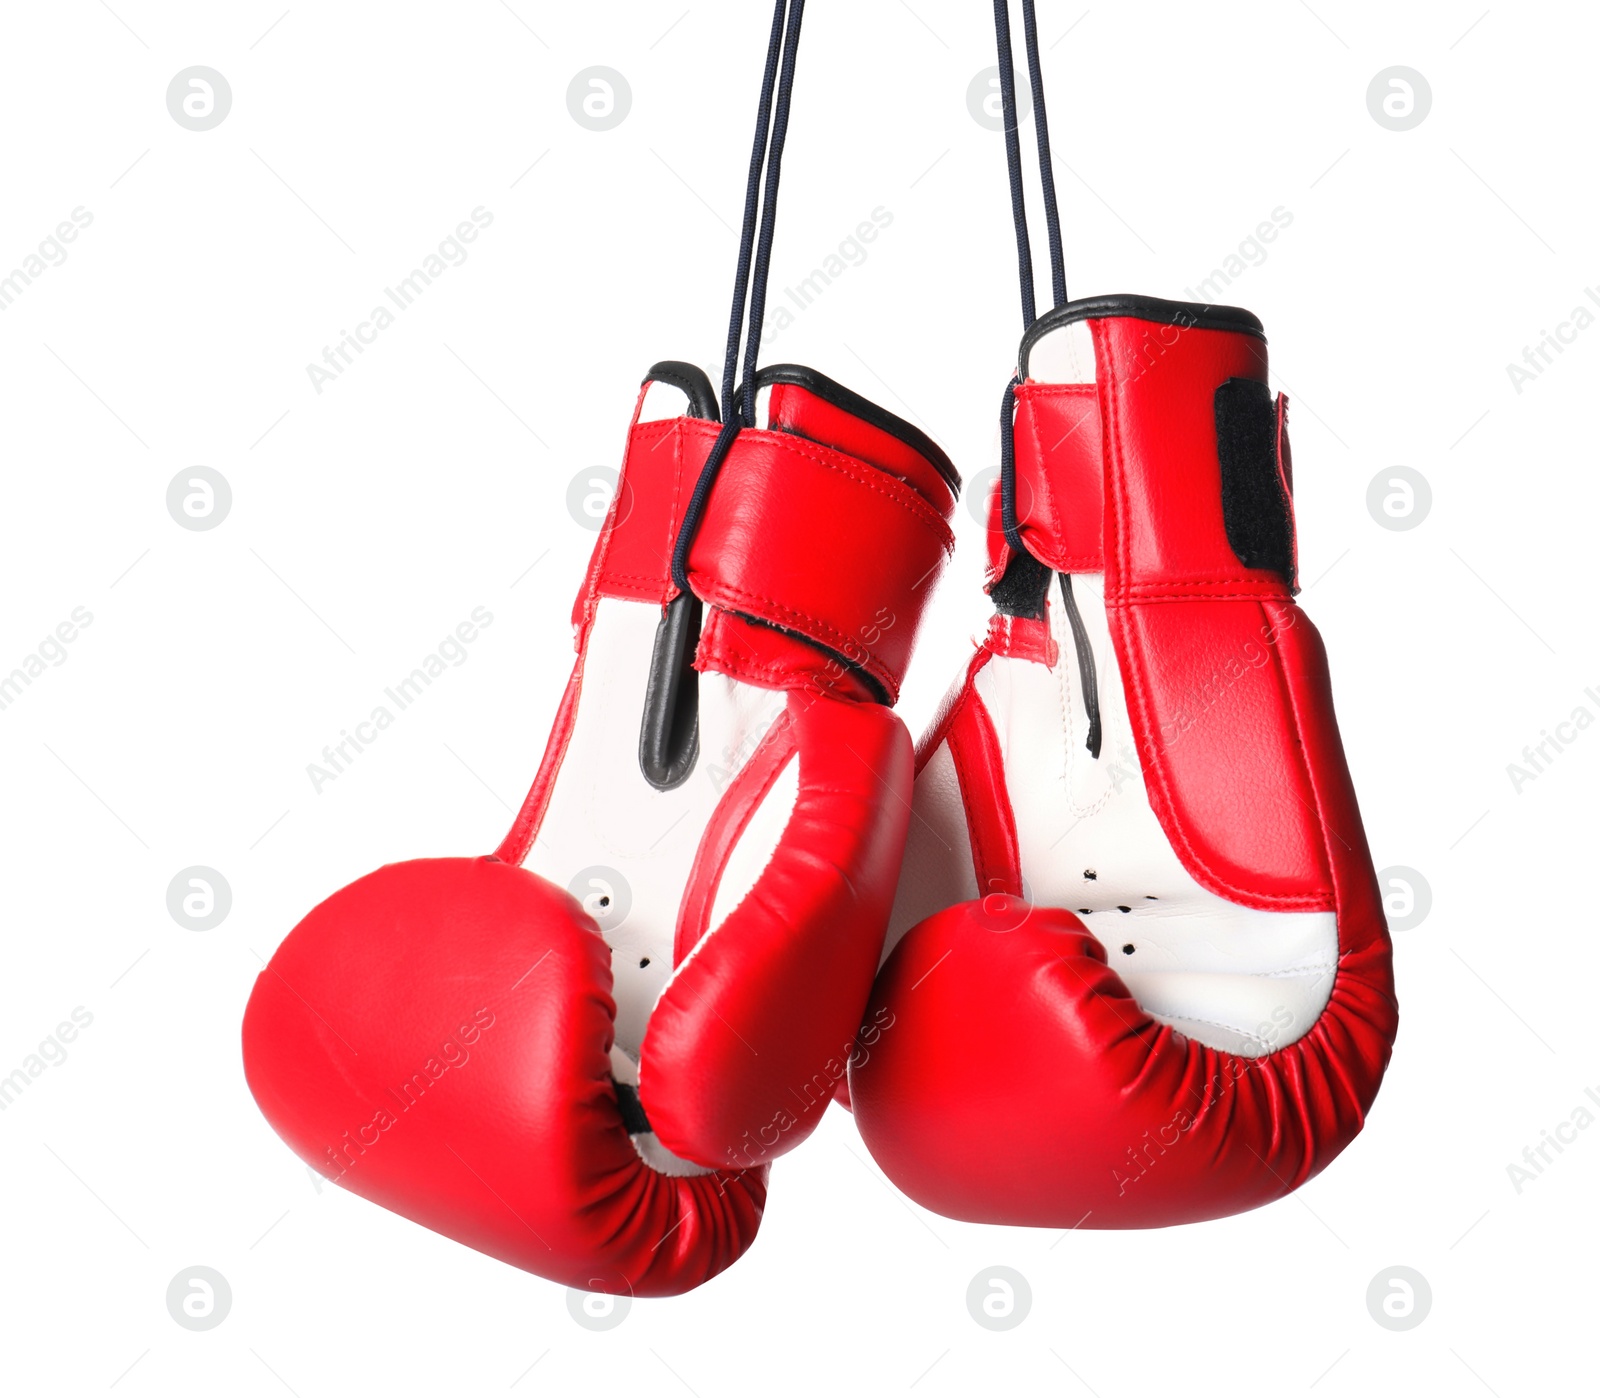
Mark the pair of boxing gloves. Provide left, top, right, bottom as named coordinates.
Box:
left=242, top=293, right=1398, bottom=1297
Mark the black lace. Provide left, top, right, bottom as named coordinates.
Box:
left=670, top=0, right=807, bottom=595
left=993, top=0, right=1067, bottom=330
left=992, top=0, right=1101, bottom=758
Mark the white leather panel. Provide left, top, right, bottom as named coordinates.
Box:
left=638, top=378, right=694, bottom=422
left=704, top=755, right=800, bottom=938
left=525, top=598, right=787, bottom=1062
left=960, top=575, right=1337, bottom=1056
left=884, top=739, right=980, bottom=957
left=1026, top=318, right=1097, bottom=384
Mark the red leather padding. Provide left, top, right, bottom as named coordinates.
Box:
left=574, top=379, right=955, bottom=704
left=495, top=658, right=585, bottom=869
left=693, top=611, right=880, bottom=704
left=984, top=610, right=1058, bottom=667
left=988, top=382, right=1104, bottom=587
left=671, top=710, right=799, bottom=965
left=1092, top=314, right=1328, bottom=909
left=685, top=428, right=954, bottom=704
left=1117, top=598, right=1334, bottom=909
left=242, top=858, right=766, bottom=1295
left=640, top=691, right=913, bottom=1169
left=767, top=382, right=956, bottom=515
left=852, top=897, right=1396, bottom=1228
left=849, top=307, right=1397, bottom=1229
left=1276, top=392, right=1300, bottom=588
left=941, top=684, right=1022, bottom=902
left=576, top=400, right=720, bottom=628
left=1093, top=317, right=1279, bottom=592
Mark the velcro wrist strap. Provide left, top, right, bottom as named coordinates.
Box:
left=990, top=382, right=1104, bottom=583
left=687, top=427, right=954, bottom=702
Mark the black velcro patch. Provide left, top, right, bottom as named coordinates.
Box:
left=1214, top=377, right=1296, bottom=584
left=989, top=550, right=1053, bottom=619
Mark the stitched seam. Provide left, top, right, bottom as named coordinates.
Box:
left=1113, top=591, right=1294, bottom=604
left=595, top=571, right=673, bottom=589
left=915, top=648, right=994, bottom=772
left=989, top=615, right=1057, bottom=667
left=1268, top=601, right=1341, bottom=913
left=1096, top=322, right=1321, bottom=914
left=661, top=419, right=686, bottom=604
left=1019, top=383, right=1098, bottom=400
left=696, top=634, right=857, bottom=699
left=696, top=578, right=900, bottom=695
left=1018, top=383, right=1099, bottom=570
left=632, top=418, right=683, bottom=443
left=575, top=389, right=658, bottom=636
left=947, top=697, right=1004, bottom=895
left=971, top=690, right=1022, bottom=896
left=1126, top=578, right=1290, bottom=591
left=670, top=709, right=796, bottom=963
left=1022, top=388, right=1065, bottom=563
left=1125, top=585, right=1290, bottom=600
left=1055, top=552, right=1103, bottom=572
left=495, top=648, right=586, bottom=865
left=1258, top=960, right=1339, bottom=979
left=1121, top=602, right=1324, bottom=911
left=732, top=431, right=955, bottom=549
left=1157, top=1012, right=1280, bottom=1051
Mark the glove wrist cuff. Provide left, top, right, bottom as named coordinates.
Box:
left=580, top=364, right=958, bottom=705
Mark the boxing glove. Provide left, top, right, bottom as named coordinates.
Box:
left=243, top=358, right=959, bottom=1294
left=850, top=295, right=1397, bottom=1228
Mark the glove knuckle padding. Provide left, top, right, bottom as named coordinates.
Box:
left=241, top=858, right=765, bottom=1296
left=243, top=363, right=957, bottom=1292
left=853, top=299, right=1397, bottom=1228
left=644, top=699, right=913, bottom=1166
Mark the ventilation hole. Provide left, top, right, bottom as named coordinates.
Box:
left=1122, top=944, right=1136, bottom=956
left=1083, top=869, right=1098, bottom=881
left=1117, top=905, right=1132, bottom=914
left=598, top=895, right=611, bottom=908
left=1145, top=895, right=1159, bottom=901
left=1078, top=908, right=1093, bottom=916
left=638, top=957, right=651, bottom=969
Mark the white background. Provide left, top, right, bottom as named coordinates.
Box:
left=1, top=1, right=1595, bottom=1393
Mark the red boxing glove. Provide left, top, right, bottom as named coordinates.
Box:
left=243, top=361, right=957, bottom=1294
left=850, top=297, right=1397, bottom=1228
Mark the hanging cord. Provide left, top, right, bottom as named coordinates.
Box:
left=1020, top=0, right=1067, bottom=309
left=717, top=0, right=790, bottom=421
left=739, top=0, right=805, bottom=428
left=993, top=0, right=1100, bottom=757
left=671, top=0, right=807, bottom=594
left=997, top=372, right=1025, bottom=551
left=993, top=0, right=1069, bottom=331
left=995, top=0, right=1070, bottom=562
left=992, top=0, right=1035, bottom=331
